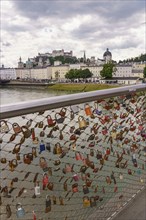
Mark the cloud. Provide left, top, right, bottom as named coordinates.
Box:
left=1, top=0, right=145, bottom=67
left=2, top=42, right=11, bottom=47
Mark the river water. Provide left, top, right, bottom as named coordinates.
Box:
left=0, top=87, right=73, bottom=105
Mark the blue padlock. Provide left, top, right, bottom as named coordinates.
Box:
left=16, top=203, right=25, bottom=218
left=39, top=140, right=45, bottom=154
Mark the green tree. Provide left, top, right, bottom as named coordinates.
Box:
left=100, top=62, right=116, bottom=79
left=143, top=67, right=146, bottom=78
left=65, top=68, right=92, bottom=80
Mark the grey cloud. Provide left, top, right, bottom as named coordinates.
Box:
left=2, top=42, right=11, bottom=47
left=12, top=0, right=144, bottom=21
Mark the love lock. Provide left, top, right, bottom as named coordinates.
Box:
left=0, top=120, right=9, bottom=133
left=12, top=123, right=22, bottom=134
left=55, top=113, right=65, bottom=124
left=45, top=195, right=51, bottom=213
left=9, top=159, right=18, bottom=172
left=16, top=203, right=25, bottom=218
left=34, top=182, right=40, bottom=196
left=78, top=116, right=87, bottom=129
left=21, top=126, right=31, bottom=138
left=39, top=140, right=45, bottom=154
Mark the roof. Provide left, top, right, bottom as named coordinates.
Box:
left=103, top=48, right=112, bottom=57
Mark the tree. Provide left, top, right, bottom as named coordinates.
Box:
left=65, top=68, right=92, bottom=80
left=100, top=62, right=116, bottom=79
left=143, top=67, right=146, bottom=79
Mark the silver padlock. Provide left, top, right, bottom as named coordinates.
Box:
left=34, top=182, right=40, bottom=196
left=16, top=203, right=25, bottom=218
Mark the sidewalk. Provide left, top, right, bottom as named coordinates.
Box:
left=113, top=188, right=146, bottom=220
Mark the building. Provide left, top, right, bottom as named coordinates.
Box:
left=103, top=48, right=112, bottom=63
left=51, top=65, right=69, bottom=81
left=15, top=66, right=52, bottom=80
left=0, top=67, right=16, bottom=79
left=18, top=57, right=24, bottom=68
left=115, top=64, right=133, bottom=77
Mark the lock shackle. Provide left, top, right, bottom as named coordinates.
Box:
left=16, top=203, right=22, bottom=210
left=46, top=195, right=50, bottom=200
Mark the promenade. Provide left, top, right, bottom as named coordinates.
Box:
left=113, top=188, right=146, bottom=220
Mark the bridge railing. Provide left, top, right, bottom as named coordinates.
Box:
left=0, top=84, right=146, bottom=220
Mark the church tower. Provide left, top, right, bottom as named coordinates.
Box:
left=18, top=57, right=24, bottom=68
left=103, top=48, right=112, bottom=63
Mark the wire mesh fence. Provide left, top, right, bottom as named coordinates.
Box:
left=0, top=87, right=146, bottom=220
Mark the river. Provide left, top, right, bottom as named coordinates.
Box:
left=0, top=87, right=73, bottom=105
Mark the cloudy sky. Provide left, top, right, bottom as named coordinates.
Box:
left=1, top=0, right=145, bottom=67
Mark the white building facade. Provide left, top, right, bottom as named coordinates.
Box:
left=0, top=68, right=16, bottom=79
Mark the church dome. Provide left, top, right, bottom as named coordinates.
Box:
left=103, top=48, right=112, bottom=57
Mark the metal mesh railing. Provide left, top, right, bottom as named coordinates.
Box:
left=0, top=85, right=146, bottom=220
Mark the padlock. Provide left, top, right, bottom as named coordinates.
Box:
left=9, top=159, right=18, bottom=171
left=83, top=185, right=89, bottom=194
left=38, top=121, right=44, bottom=128
left=16, top=153, right=20, bottom=160
left=106, top=176, right=111, bottom=184
left=1, top=157, right=7, bottom=163
left=86, top=179, right=92, bottom=187
left=23, top=154, right=31, bottom=164
left=63, top=181, right=68, bottom=191
left=73, top=174, right=79, bottom=181
left=55, top=113, right=65, bottom=124
left=27, top=153, right=33, bottom=161
left=52, top=195, right=57, bottom=205
left=45, top=195, right=51, bottom=213
left=106, top=147, right=110, bottom=155
left=12, top=123, right=21, bottom=134
left=47, top=182, right=54, bottom=191
left=80, top=165, right=87, bottom=173
left=53, top=142, right=62, bottom=154
left=40, top=157, right=48, bottom=171
left=26, top=119, right=33, bottom=128
left=72, top=183, right=78, bottom=193
left=59, top=108, right=67, bottom=117
left=70, top=105, right=79, bottom=114
left=70, top=111, right=74, bottom=120
left=40, top=130, right=45, bottom=137
left=90, top=197, right=96, bottom=207
left=16, top=203, right=25, bottom=218
left=0, top=120, right=9, bottom=133
left=59, top=196, right=64, bottom=205
left=33, top=137, right=39, bottom=144
left=59, top=130, right=63, bottom=140
left=75, top=152, right=81, bottom=160
left=84, top=104, right=92, bottom=116
left=34, top=182, right=40, bottom=195
left=78, top=116, right=87, bottom=129
left=46, top=142, right=51, bottom=152
left=46, top=115, right=56, bottom=127
left=32, top=147, right=37, bottom=157
left=83, top=196, right=90, bottom=207
left=102, top=127, right=108, bottom=135
left=21, top=126, right=31, bottom=138
left=90, top=149, right=94, bottom=157
left=12, top=144, right=21, bottom=154
left=39, top=140, right=45, bottom=153
left=42, top=173, right=49, bottom=190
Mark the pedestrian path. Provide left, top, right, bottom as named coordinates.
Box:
left=113, top=188, right=146, bottom=220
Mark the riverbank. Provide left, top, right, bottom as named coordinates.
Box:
left=47, top=83, right=119, bottom=92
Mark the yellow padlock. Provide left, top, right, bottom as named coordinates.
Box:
left=78, top=116, right=87, bottom=129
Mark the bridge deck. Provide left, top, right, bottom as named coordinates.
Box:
left=113, top=188, right=146, bottom=220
